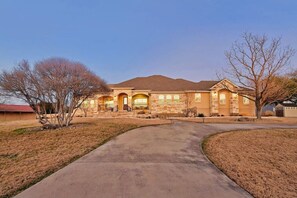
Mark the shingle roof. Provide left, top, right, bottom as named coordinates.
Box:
left=111, top=75, right=220, bottom=91
left=280, top=103, right=297, bottom=107
left=0, top=104, right=34, bottom=113
left=195, top=80, right=220, bottom=90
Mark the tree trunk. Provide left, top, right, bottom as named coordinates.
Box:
left=255, top=99, right=262, bottom=119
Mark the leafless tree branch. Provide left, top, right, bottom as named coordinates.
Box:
left=0, top=58, right=109, bottom=128
left=223, top=32, right=295, bottom=119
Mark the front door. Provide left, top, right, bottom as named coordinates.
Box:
left=123, top=96, right=128, bottom=110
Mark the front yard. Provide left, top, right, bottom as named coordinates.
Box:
left=203, top=129, right=297, bottom=198
left=0, top=117, right=170, bottom=198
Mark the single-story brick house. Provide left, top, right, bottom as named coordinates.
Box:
left=80, top=75, right=255, bottom=117
left=0, top=104, right=36, bottom=121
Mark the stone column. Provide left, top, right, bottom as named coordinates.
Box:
left=94, top=97, right=99, bottom=114
left=230, top=93, right=239, bottom=115
left=128, top=94, right=132, bottom=111
left=113, top=94, right=118, bottom=112
left=210, top=90, right=219, bottom=116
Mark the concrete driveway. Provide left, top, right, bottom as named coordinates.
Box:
left=15, top=121, right=297, bottom=198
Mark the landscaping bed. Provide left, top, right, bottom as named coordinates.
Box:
left=0, top=117, right=170, bottom=198
left=203, top=129, right=297, bottom=198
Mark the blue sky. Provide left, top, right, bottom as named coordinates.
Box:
left=1, top=0, right=297, bottom=84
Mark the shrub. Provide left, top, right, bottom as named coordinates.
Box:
left=137, top=110, right=145, bottom=115
left=262, top=110, right=275, bottom=117
left=182, top=107, right=197, bottom=117
left=197, top=113, right=205, bottom=117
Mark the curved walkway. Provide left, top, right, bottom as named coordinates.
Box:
left=15, top=121, right=297, bottom=198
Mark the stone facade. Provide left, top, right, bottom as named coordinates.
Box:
left=77, top=79, right=256, bottom=117
left=150, top=93, right=187, bottom=114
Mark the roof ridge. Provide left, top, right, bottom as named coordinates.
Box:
left=111, top=75, right=219, bottom=91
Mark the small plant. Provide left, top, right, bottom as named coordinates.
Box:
left=262, top=110, right=275, bottom=117
left=182, top=107, right=197, bottom=117
left=137, top=110, right=145, bottom=115
left=197, top=113, right=204, bottom=117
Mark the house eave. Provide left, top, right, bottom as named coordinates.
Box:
left=150, top=91, right=185, bottom=94
left=210, top=79, right=239, bottom=89
left=184, top=90, right=210, bottom=93
left=110, top=87, right=135, bottom=90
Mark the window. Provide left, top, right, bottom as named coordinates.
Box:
left=219, top=93, right=226, bottom=104
left=166, top=95, right=172, bottom=103
left=123, top=97, right=128, bottom=105
left=195, top=93, right=201, bottom=102
left=158, top=95, right=165, bottom=104
left=173, top=95, right=180, bottom=102
left=133, top=98, right=148, bottom=108
left=90, top=100, right=95, bottom=108
left=104, top=98, right=114, bottom=108
left=243, top=96, right=249, bottom=105
left=83, top=100, right=89, bottom=108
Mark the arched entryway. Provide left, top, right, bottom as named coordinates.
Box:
left=118, top=93, right=128, bottom=110
left=132, top=94, right=149, bottom=110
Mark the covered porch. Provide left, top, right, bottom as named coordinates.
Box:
left=132, top=94, right=149, bottom=110
left=98, top=96, right=114, bottom=112
left=97, top=93, right=150, bottom=112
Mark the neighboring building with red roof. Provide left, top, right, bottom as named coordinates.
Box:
left=79, top=75, right=255, bottom=117
left=0, top=104, right=36, bottom=121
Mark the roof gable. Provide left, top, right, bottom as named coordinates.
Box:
left=210, top=79, right=239, bottom=91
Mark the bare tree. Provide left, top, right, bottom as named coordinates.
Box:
left=79, top=101, right=90, bottom=117
left=0, top=58, right=109, bottom=128
left=224, top=33, right=295, bottom=119
left=0, top=89, right=7, bottom=104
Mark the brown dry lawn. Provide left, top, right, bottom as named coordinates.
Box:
left=203, top=128, right=297, bottom=198
left=174, top=117, right=297, bottom=124
left=0, top=117, right=170, bottom=198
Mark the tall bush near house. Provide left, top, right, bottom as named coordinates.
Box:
left=0, top=57, right=109, bottom=128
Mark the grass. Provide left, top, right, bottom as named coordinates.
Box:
left=173, top=116, right=297, bottom=124
left=203, top=128, right=297, bottom=198
left=0, top=117, right=170, bottom=198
